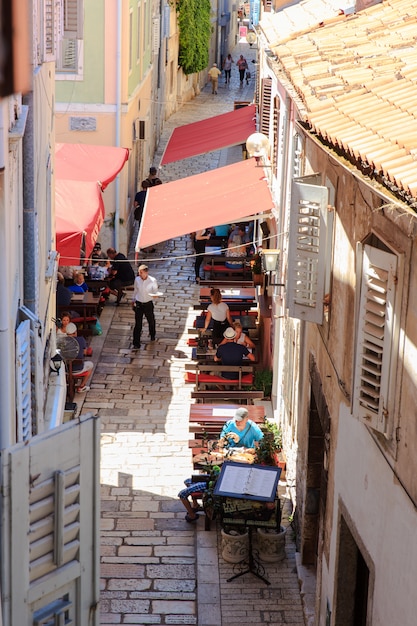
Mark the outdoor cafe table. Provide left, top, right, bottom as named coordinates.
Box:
left=199, top=287, right=256, bottom=303
left=58, top=291, right=101, bottom=322
left=189, top=404, right=265, bottom=425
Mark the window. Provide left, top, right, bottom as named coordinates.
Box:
left=56, top=0, right=84, bottom=74
left=353, top=242, right=401, bottom=434
left=33, top=593, right=73, bottom=625
left=287, top=176, right=329, bottom=324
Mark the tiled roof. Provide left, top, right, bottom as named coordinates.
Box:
left=262, top=0, right=417, bottom=202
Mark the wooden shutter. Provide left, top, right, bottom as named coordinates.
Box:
left=260, top=78, right=272, bottom=137
left=4, top=414, right=100, bottom=625
left=43, top=0, right=62, bottom=60
left=271, top=95, right=280, bottom=171
left=353, top=244, right=398, bottom=432
left=287, top=179, right=328, bottom=324
left=63, top=0, right=83, bottom=38
left=153, top=17, right=160, bottom=55
left=16, top=320, right=32, bottom=442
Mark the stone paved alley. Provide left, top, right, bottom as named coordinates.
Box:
left=80, top=41, right=312, bottom=626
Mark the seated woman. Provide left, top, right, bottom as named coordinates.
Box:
left=202, top=288, right=233, bottom=346
left=68, top=272, right=88, bottom=293
left=217, top=321, right=255, bottom=353
left=178, top=408, right=263, bottom=523
left=57, top=311, right=71, bottom=335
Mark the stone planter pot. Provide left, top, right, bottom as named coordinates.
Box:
left=257, top=526, right=286, bottom=562
left=221, top=528, right=249, bottom=564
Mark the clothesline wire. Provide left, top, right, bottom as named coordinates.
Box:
left=59, top=232, right=286, bottom=266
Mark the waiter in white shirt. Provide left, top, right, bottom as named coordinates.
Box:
left=131, top=264, right=159, bottom=349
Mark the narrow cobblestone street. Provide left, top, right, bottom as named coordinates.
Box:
left=81, top=41, right=307, bottom=626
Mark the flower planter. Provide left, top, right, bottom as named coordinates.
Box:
left=252, top=273, right=264, bottom=286
left=221, top=528, right=249, bottom=563
left=256, top=526, right=286, bottom=562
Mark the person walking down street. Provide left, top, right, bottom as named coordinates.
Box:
left=134, top=179, right=152, bottom=223
left=147, top=166, right=162, bottom=187
left=208, top=63, right=221, bottom=94
left=237, top=55, right=248, bottom=85
left=106, top=247, right=135, bottom=305
left=223, top=54, right=234, bottom=84
left=131, top=264, right=159, bottom=349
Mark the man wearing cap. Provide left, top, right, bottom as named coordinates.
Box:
left=131, top=265, right=159, bottom=349
left=66, top=322, right=94, bottom=393
left=208, top=62, right=221, bottom=94
left=92, top=242, right=108, bottom=266
left=219, top=407, right=263, bottom=450
left=214, top=326, right=255, bottom=378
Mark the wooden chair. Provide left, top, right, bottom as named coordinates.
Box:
left=66, top=359, right=90, bottom=402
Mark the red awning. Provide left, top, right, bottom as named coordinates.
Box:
left=160, top=105, right=256, bottom=165
left=136, top=158, right=273, bottom=250
left=55, top=144, right=129, bottom=264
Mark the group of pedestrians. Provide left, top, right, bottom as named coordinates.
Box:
left=208, top=53, right=250, bottom=93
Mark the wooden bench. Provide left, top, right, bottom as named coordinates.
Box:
left=184, top=364, right=254, bottom=389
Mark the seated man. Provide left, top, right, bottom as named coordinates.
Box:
left=178, top=408, right=263, bottom=523
left=66, top=322, right=94, bottom=393
left=106, top=247, right=135, bottom=305
left=218, top=407, right=263, bottom=451
left=214, top=326, right=255, bottom=378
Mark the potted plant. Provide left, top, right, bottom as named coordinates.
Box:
left=251, top=369, right=273, bottom=399
left=250, top=252, right=263, bottom=286
left=254, top=418, right=282, bottom=466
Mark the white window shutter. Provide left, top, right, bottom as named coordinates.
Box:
left=43, top=0, right=63, bottom=59
left=260, top=78, right=272, bottom=137
left=153, top=17, right=160, bottom=55
left=16, top=321, right=32, bottom=443
left=287, top=179, right=328, bottom=324
left=353, top=244, right=398, bottom=432
left=63, top=0, right=83, bottom=38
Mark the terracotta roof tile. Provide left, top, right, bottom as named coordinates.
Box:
left=261, top=0, right=417, bottom=200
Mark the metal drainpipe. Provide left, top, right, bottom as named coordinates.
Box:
left=114, top=0, right=122, bottom=250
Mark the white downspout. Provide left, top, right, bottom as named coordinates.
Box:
left=114, top=0, right=122, bottom=250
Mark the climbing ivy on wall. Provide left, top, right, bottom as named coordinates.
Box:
left=176, top=0, right=211, bottom=75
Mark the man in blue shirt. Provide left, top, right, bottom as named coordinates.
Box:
left=214, top=326, right=255, bottom=378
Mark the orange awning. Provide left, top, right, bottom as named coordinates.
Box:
left=55, top=144, right=129, bottom=264
left=160, top=105, right=256, bottom=165
left=135, top=158, right=273, bottom=250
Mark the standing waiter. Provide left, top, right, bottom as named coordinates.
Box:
left=131, top=264, right=159, bottom=349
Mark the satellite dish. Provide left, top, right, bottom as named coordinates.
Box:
left=57, top=336, right=80, bottom=361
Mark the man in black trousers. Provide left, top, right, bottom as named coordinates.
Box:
left=131, top=264, right=159, bottom=349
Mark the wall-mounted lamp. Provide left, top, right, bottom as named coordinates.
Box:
left=50, top=353, right=63, bottom=375
left=246, top=132, right=269, bottom=158
left=261, top=249, right=285, bottom=287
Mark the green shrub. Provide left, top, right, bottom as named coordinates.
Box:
left=176, top=0, right=211, bottom=75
